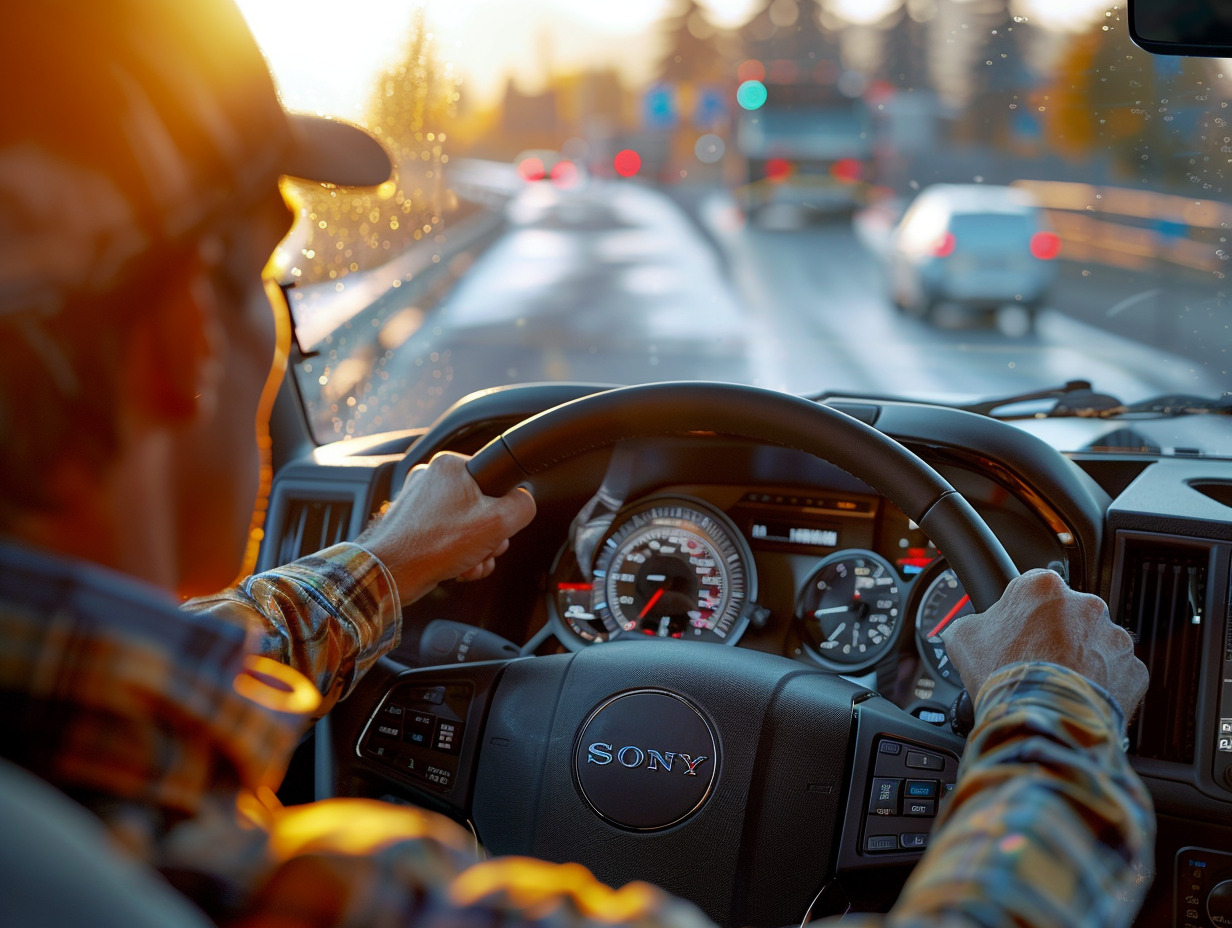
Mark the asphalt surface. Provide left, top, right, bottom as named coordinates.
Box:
left=295, top=179, right=1228, bottom=443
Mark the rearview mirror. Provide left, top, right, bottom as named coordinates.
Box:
left=1129, top=0, right=1232, bottom=57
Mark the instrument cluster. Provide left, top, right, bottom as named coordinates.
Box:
left=547, top=487, right=981, bottom=720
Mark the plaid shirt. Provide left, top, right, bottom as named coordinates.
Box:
left=0, top=540, right=1153, bottom=928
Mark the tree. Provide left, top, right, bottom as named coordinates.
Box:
left=280, top=13, right=457, bottom=285
left=655, top=0, right=730, bottom=85
left=874, top=2, right=933, bottom=91
left=740, top=0, right=841, bottom=76
left=954, top=0, right=1035, bottom=146
left=1042, top=10, right=1219, bottom=189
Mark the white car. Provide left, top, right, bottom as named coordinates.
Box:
left=887, top=184, right=1061, bottom=330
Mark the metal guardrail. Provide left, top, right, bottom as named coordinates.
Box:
left=1013, top=179, right=1228, bottom=275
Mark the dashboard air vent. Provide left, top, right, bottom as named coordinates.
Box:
left=1117, top=540, right=1208, bottom=763
left=274, top=498, right=354, bottom=566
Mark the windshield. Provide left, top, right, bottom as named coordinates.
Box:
left=237, top=0, right=1230, bottom=455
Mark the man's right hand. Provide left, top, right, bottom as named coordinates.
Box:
left=941, top=568, right=1149, bottom=718
left=357, top=451, right=536, bottom=605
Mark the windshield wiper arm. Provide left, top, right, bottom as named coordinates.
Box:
left=1116, top=394, right=1232, bottom=417
left=956, top=380, right=1119, bottom=418
left=808, top=381, right=1231, bottom=420
left=964, top=381, right=1232, bottom=420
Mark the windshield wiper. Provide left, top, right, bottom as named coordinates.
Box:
left=810, top=380, right=1232, bottom=421
left=960, top=380, right=1232, bottom=420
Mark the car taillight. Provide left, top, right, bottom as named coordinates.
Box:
left=1030, top=231, right=1061, bottom=260
left=550, top=160, right=579, bottom=188
left=614, top=149, right=641, bottom=178
left=831, top=158, right=862, bottom=183
left=765, top=157, right=793, bottom=182
left=933, top=232, right=956, bottom=258
left=517, top=157, right=545, bottom=181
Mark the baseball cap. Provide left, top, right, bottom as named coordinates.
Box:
left=0, top=0, right=393, bottom=316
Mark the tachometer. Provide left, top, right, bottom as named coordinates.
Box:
left=914, top=566, right=972, bottom=685
left=590, top=498, right=756, bottom=644
left=796, top=550, right=902, bottom=666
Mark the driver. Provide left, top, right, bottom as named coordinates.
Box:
left=0, top=1, right=1152, bottom=927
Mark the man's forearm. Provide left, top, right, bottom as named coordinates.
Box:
left=182, top=543, right=402, bottom=715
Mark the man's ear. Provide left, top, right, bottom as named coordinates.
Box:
left=124, top=255, right=225, bottom=425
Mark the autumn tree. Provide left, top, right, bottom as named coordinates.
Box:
left=281, top=13, right=457, bottom=285
left=1042, top=9, right=1217, bottom=189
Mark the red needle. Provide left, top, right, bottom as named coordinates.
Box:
left=638, top=588, right=665, bottom=620
left=927, top=594, right=971, bottom=639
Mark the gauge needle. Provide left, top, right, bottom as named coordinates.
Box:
left=814, top=605, right=850, bottom=616
left=928, top=594, right=971, bottom=639
left=638, top=588, right=665, bottom=620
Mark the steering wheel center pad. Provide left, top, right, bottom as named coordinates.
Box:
left=467, top=381, right=1017, bottom=610
left=472, top=641, right=865, bottom=927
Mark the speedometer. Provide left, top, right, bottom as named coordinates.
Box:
left=591, top=498, right=756, bottom=644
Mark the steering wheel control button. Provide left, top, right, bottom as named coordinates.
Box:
left=865, top=834, right=899, bottom=852
left=869, top=778, right=901, bottom=816
left=574, top=689, right=718, bottom=831
left=863, top=739, right=960, bottom=855
left=435, top=720, right=462, bottom=754
left=405, top=712, right=435, bottom=747
left=904, top=750, right=944, bottom=770
left=375, top=720, right=402, bottom=739
left=904, top=799, right=936, bottom=817
left=904, top=779, right=939, bottom=800
left=360, top=679, right=475, bottom=794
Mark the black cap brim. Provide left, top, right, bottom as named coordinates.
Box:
left=283, top=112, right=393, bottom=188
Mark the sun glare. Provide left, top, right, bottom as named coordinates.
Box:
left=234, top=0, right=419, bottom=117
left=235, top=0, right=1113, bottom=120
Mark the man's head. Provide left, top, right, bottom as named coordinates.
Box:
left=0, top=0, right=390, bottom=595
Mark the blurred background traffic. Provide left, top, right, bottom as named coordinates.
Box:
left=235, top=0, right=1230, bottom=444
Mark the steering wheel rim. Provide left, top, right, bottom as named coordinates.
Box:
left=349, top=381, right=1022, bottom=927
left=467, top=381, right=1017, bottom=610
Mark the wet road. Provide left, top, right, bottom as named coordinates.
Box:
left=295, top=178, right=1227, bottom=441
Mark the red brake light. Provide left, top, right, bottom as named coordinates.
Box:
left=765, top=157, right=792, bottom=182
left=831, top=158, right=862, bottom=183
left=517, top=157, right=545, bottom=181
left=1030, top=231, right=1062, bottom=260
left=614, top=149, right=641, bottom=178
left=933, top=232, right=956, bottom=258
left=550, top=160, right=579, bottom=188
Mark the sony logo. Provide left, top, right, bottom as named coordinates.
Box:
left=586, top=742, right=710, bottom=776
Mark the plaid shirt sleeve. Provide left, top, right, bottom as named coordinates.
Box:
left=182, top=543, right=401, bottom=716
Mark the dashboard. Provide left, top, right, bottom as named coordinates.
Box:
left=261, top=382, right=1232, bottom=927
left=539, top=463, right=1056, bottom=728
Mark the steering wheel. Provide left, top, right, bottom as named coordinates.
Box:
left=343, top=382, right=1018, bottom=926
